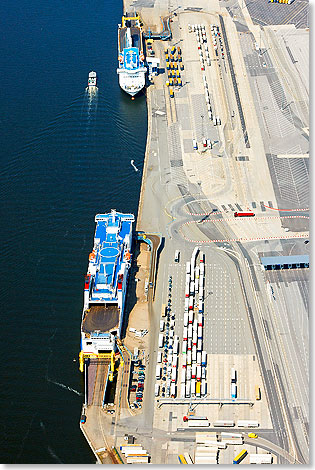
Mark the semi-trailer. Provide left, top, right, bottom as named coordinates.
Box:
left=197, top=352, right=202, bottom=365
left=234, top=212, right=255, bottom=217
left=188, top=419, right=210, bottom=428
left=181, top=368, right=186, bottom=383
left=201, top=351, right=207, bottom=366
left=156, top=364, right=162, bottom=379
left=184, top=310, right=188, bottom=326
left=160, top=320, right=165, bottom=332
left=237, top=420, right=259, bottom=428
left=171, top=383, right=176, bottom=397
left=233, top=450, right=248, bottom=464
left=249, top=454, right=273, bottom=464
left=189, top=296, right=194, bottom=310
left=198, top=313, right=203, bottom=325
left=197, top=365, right=202, bottom=380
left=213, top=420, right=235, bottom=427
left=180, top=383, right=186, bottom=398
left=196, top=381, right=201, bottom=397
left=188, top=324, right=193, bottom=338
left=231, top=383, right=237, bottom=399
left=192, top=346, right=197, bottom=362
left=201, top=378, right=206, bottom=396
left=183, top=326, right=188, bottom=340
left=191, top=379, right=196, bottom=395
left=182, top=341, right=187, bottom=354
left=186, top=262, right=191, bottom=274
left=197, top=339, right=202, bottom=351
left=158, top=333, right=164, bottom=348
left=221, top=432, right=242, bottom=439
left=187, top=365, right=192, bottom=380
left=231, top=368, right=237, bottom=383
left=192, top=364, right=197, bottom=379
left=185, top=381, right=191, bottom=397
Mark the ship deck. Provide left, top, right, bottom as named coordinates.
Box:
left=82, top=305, right=119, bottom=334
left=119, top=27, right=141, bottom=53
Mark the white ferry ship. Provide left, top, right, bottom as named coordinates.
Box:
left=79, top=210, right=134, bottom=371
left=117, top=13, right=147, bottom=97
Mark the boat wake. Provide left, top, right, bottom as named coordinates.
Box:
left=46, top=377, right=83, bottom=396
left=40, top=421, right=64, bottom=463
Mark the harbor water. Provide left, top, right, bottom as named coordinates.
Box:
left=0, top=0, right=147, bottom=463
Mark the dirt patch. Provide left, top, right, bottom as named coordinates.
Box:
left=125, top=242, right=151, bottom=352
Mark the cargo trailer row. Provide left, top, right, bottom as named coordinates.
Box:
left=180, top=249, right=208, bottom=398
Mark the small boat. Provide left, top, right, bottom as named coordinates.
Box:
left=88, top=71, right=97, bottom=87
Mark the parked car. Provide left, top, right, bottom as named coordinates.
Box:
left=130, top=386, right=137, bottom=392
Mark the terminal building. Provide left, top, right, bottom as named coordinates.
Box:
left=260, top=255, right=309, bottom=271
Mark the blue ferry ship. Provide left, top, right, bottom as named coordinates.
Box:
left=79, top=210, right=134, bottom=371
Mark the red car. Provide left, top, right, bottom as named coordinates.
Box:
left=130, top=386, right=137, bottom=392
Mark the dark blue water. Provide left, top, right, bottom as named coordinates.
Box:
left=0, top=0, right=147, bottom=463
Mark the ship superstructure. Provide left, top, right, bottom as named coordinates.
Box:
left=79, top=210, right=134, bottom=371
left=88, top=71, right=97, bottom=88
left=117, top=13, right=147, bottom=96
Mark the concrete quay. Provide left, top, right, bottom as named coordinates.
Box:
left=80, top=0, right=309, bottom=464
